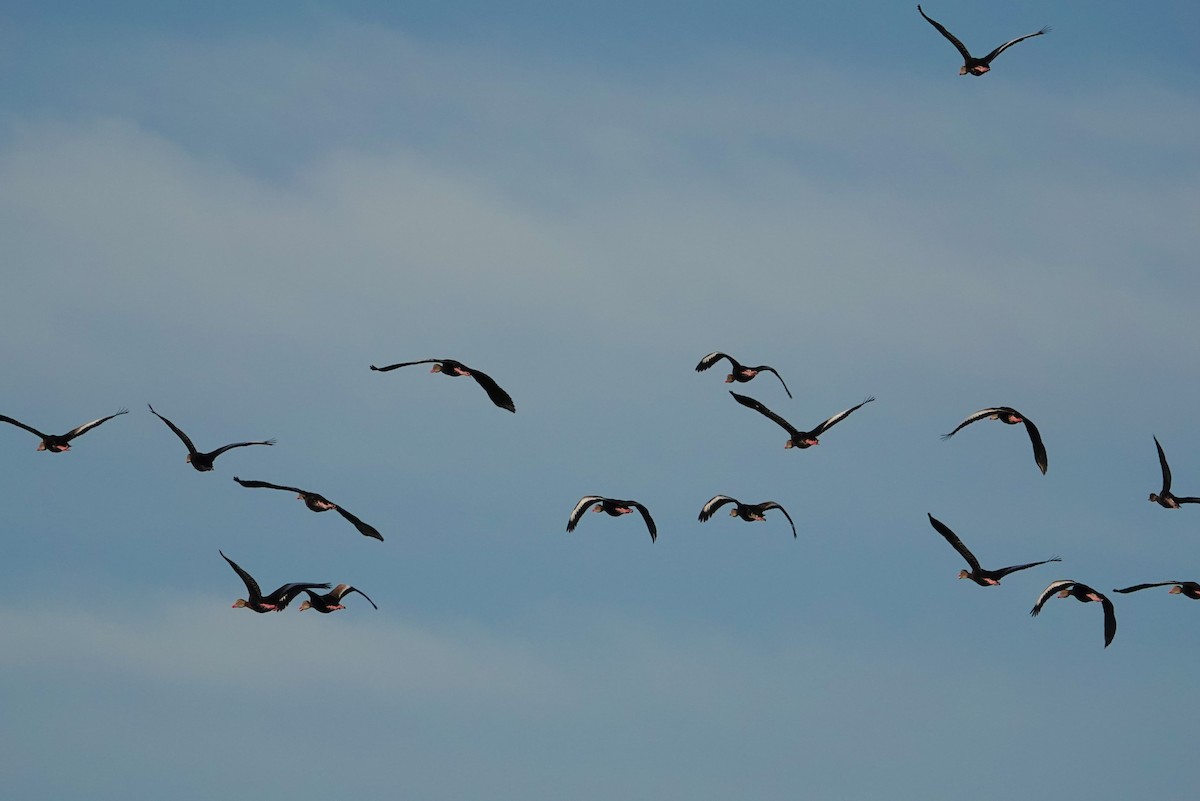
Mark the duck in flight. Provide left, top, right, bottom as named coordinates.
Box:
left=148, top=405, right=274, bottom=472
left=730, top=392, right=874, bottom=449
left=942, top=406, right=1047, bottom=474
left=917, top=5, right=1049, bottom=76
left=299, top=584, right=379, bottom=613
left=0, top=409, right=128, bottom=452
left=1149, top=436, right=1200, bottom=509
left=699, top=495, right=796, bottom=538
left=1114, top=581, right=1200, bottom=600
left=566, top=496, right=658, bottom=542
left=927, top=513, right=1059, bottom=586
left=369, top=358, right=515, bottom=412
left=233, top=477, right=383, bottom=540
left=220, top=550, right=328, bottom=613
left=1030, top=580, right=1116, bottom=648
left=695, top=352, right=792, bottom=398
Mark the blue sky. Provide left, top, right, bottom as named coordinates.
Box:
left=2, top=2, right=1199, bottom=798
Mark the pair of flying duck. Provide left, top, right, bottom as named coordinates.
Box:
left=566, top=495, right=797, bottom=542
left=220, top=551, right=377, bottom=613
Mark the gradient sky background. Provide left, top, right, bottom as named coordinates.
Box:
left=3, top=2, right=1199, bottom=798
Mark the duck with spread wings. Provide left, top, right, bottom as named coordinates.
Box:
left=148, top=405, right=274, bottom=472
left=942, top=406, right=1048, bottom=475
left=927, top=513, right=1059, bottom=586
left=566, top=496, right=657, bottom=542
left=730, top=392, right=874, bottom=449
left=0, top=409, right=128, bottom=452
left=369, top=358, right=515, bottom=412
left=699, top=495, right=797, bottom=538
left=1148, top=436, right=1200, bottom=509
left=220, top=550, right=329, bottom=613
left=917, top=5, right=1049, bottom=76
left=233, top=477, right=383, bottom=540
left=1030, top=580, right=1117, bottom=648
left=695, top=352, right=792, bottom=398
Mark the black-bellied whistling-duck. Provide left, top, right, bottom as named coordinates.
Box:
left=567, top=496, right=657, bottom=542
left=927, top=513, right=1059, bottom=586
left=148, top=405, right=274, bottom=472
left=731, top=392, right=874, bottom=449
left=1113, top=581, right=1200, bottom=600
left=917, top=5, right=1049, bottom=76
left=369, top=358, right=515, bottom=412
left=695, top=352, right=792, bottom=398
left=942, top=406, right=1047, bottom=474
left=233, top=477, right=383, bottom=541
left=0, top=409, right=127, bottom=452
left=1030, top=580, right=1116, bottom=648
left=220, top=550, right=328, bottom=613
left=1149, top=436, right=1200, bottom=509
left=298, top=584, right=379, bottom=613
left=699, top=495, right=796, bottom=537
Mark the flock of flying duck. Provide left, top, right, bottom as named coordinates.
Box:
left=4, top=10, right=1186, bottom=643
left=3, top=337, right=1196, bottom=643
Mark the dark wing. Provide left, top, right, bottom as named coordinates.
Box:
left=698, top=495, right=739, bottom=522
left=0, top=415, right=50, bottom=440
left=220, top=550, right=262, bottom=602
left=269, top=582, right=332, bottom=610
left=1030, top=580, right=1075, bottom=617
left=980, top=26, right=1050, bottom=65
left=332, top=583, right=379, bottom=609
left=1174, top=497, right=1200, bottom=505
left=334, top=505, right=384, bottom=541
left=567, top=496, right=604, bottom=532
left=941, top=408, right=1006, bottom=440
left=760, top=501, right=797, bottom=538
left=695, top=352, right=736, bottom=372
left=810, top=396, right=876, bottom=437
left=917, top=4, right=973, bottom=62
left=757, top=367, right=793, bottom=399
left=1100, top=596, right=1117, bottom=648
left=1154, top=436, right=1173, bottom=494
left=206, top=440, right=275, bottom=460
left=630, top=502, right=657, bottom=543
left=729, top=392, right=801, bottom=437
left=927, top=514, right=981, bottom=573
left=1113, top=581, right=1185, bottom=594
left=1022, top=417, right=1048, bottom=474
left=232, top=476, right=307, bottom=494
left=148, top=404, right=198, bottom=455
left=369, top=359, right=442, bottom=372
left=990, top=556, right=1062, bottom=580
left=467, top=368, right=516, bottom=413
left=62, top=408, right=128, bottom=441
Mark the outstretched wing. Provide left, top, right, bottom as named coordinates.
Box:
left=760, top=501, right=797, bottom=538
left=0, top=415, right=50, bottom=441
left=1112, top=581, right=1185, bottom=594
left=927, top=513, right=981, bottom=573
left=1030, top=580, right=1075, bottom=617
left=369, top=359, right=442, bottom=372
left=63, top=408, right=129, bottom=441
left=941, top=408, right=1005, bottom=440
left=730, top=392, right=801, bottom=438
left=333, top=584, right=379, bottom=609
left=468, top=368, right=516, bottom=413
left=1100, top=596, right=1117, bottom=648
left=208, top=440, right=275, bottom=460
left=917, top=5, right=973, bottom=62
left=233, top=477, right=307, bottom=494
left=1154, top=436, right=1173, bottom=494
left=1022, top=417, right=1048, bottom=475
left=811, top=396, right=876, bottom=437
left=980, top=26, right=1050, bottom=65
left=991, top=556, right=1061, bottom=580
left=630, top=502, right=658, bottom=543
left=758, top=367, right=793, bottom=399
left=567, top=496, right=604, bottom=532
left=698, top=495, right=739, bottom=522
left=148, top=405, right=198, bottom=455
left=334, top=505, right=384, bottom=541
left=695, top=352, right=735, bottom=372
left=220, top=550, right=262, bottom=601
left=270, top=582, right=332, bottom=610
